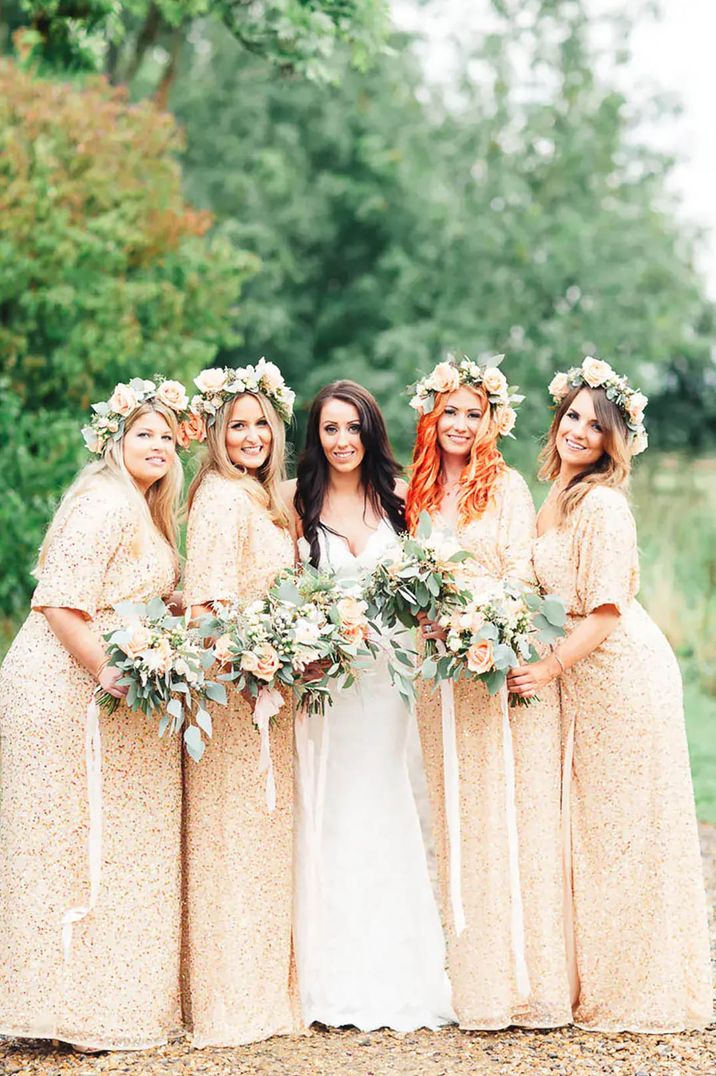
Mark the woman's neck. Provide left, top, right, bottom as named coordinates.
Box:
left=440, top=455, right=466, bottom=487
left=326, top=466, right=364, bottom=499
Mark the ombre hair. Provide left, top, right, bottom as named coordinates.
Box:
left=405, top=385, right=506, bottom=533
left=36, top=401, right=183, bottom=573
left=187, top=392, right=289, bottom=527
left=538, top=384, right=632, bottom=521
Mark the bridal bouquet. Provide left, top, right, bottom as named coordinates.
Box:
left=99, top=597, right=228, bottom=761
left=421, top=581, right=567, bottom=706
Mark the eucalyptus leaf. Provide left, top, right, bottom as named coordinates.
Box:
left=184, top=725, right=205, bottom=763
left=204, top=681, right=228, bottom=704
left=195, top=708, right=212, bottom=738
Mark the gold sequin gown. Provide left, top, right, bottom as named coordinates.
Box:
left=416, top=467, right=571, bottom=1028
left=0, top=482, right=182, bottom=1050
left=534, top=484, right=713, bottom=1032
left=182, top=472, right=300, bottom=1047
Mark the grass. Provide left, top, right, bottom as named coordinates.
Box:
left=684, top=674, right=716, bottom=824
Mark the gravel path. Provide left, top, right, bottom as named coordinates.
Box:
left=3, top=825, right=714, bottom=1076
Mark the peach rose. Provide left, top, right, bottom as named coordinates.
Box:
left=341, top=621, right=369, bottom=646
left=214, top=634, right=235, bottom=665
left=194, top=367, right=229, bottom=395
left=108, top=383, right=138, bottom=417
left=124, top=623, right=153, bottom=659
left=627, top=391, right=648, bottom=424
left=176, top=412, right=207, bottom=448
left=157, top=379, right=189, bottom=412
left=466, top=638, right=495, bottom=674
left=428, top=362, right=461, bottom=394
left=481, top=367, right=507, bottom=396
left=580, top=356, right=614, bottom=388
left=336, top=595, right=368, bottom=629
left=241, top=642, right=281, bottom=682
left=548, top=371, right=570, bottom=399
left=495, top=405, right=516, bottom=436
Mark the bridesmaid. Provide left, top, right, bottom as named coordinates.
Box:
left=508, top=357, right=713, bottom=1031
left=181, top=360, right=302, bottom=1047
left=0, top=377, right=189, bottom=1050
left=407, top=354, right=571, bottom=1029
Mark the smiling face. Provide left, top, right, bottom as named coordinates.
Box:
left=225, top=394, right=273, bottom=474
left=319, top=397, right=365, bottom=474
left=556, top=388, right=606, bottom=476
left=436, top=385, right=486, bottom=464
left=122, top=409, right=176, bottom=492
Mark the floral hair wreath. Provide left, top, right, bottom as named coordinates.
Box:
left=408, top=352, right=525, bottom=439
left=81, top=376, right=190, bottom=457
left=179, top=358, right=296, bottom=446
left=548, top=356, right=648, bottom=455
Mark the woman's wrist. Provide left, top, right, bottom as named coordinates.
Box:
left=549, top=649, right=566, bottom=678
left=92, top=657, right=109, bottom=683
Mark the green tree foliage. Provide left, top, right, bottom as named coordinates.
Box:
left=0, top=58, right=256, bottom=411
left=169, top=3, right=714, bottom=461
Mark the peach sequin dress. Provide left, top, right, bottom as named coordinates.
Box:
left=534, top=484, right=713, bottom=1032
left=0, top=482, right=182, bottom=1050
left=182, top=472, right=300, bottom=1047
left=416, top=467, right=571, bottom=1028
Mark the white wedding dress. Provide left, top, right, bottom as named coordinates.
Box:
left=294, top=519, right=454, bottom=1031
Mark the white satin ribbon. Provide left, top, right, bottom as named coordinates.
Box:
left=253, top=686, right=284, bottom=812
left=62, top=693, right=103, bottom=961
left=499, top=686, right=531, bottom=1000
left=561, top=711, right=580, bottom=1006
left=294, top=707, right=330, bottom=988
left=438, top=665, right=466, bottom=936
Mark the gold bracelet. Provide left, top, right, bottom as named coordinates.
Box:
left=552, top=648, right=566, bottom=676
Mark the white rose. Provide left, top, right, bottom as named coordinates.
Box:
left=108, top=383, right=138, bottom=417
left=156, top=379, right=189, bottom=412
left=194, top=368, right=228, bottom=395
left=580, top=356, right=614, bottom=388
left=481, top=367, right=508, bottom=396
left=409, top=394, right=425, bottom=413
left=256, top=358, right=285, bottom=393
left=548, top=371, right=570, bottom=399
left=627, top=391, right=648, bottom=424
left=294, top=619, right=322, bottom=646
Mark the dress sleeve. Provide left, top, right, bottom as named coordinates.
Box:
left=183, top=476, right=249, bottom=608
left=497, top=469, right=537, bottom=587
left=32, top=491, right=130, bottom=619
left=574, top=489, right=639, bottom=615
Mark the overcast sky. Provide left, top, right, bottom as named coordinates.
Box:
left=392, top=1, right=716, bottom=297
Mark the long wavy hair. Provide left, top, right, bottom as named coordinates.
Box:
left=295, top=381, right=405, bottom=567
left=538, top=384, right=631, bottom=521
left=36, top=401, right=183, bottom=573
left=405, top=386, right=506, bottom=533
left=187, top=391, right=289, bottom=527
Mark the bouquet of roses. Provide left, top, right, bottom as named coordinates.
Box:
left=99, top=597, right=228, bottom=761
left=421, top=580, right=567, bottom=706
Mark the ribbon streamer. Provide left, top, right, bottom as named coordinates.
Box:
left=62, top=693, right=103, bottom=961
left=253, top=686, right=284, bottom=812
left=437, top=641, right=466, bottom=936
left=294, top=708, right=331, bottom=991
left=500, top=686, right=531, bottom=1000
left=561, top=711, right=580, bottom=1006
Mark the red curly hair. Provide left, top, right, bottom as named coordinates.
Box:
left=405, top=387, right=506, bottom=533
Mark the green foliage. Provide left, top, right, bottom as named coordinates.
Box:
left=0, top=59, right=256, bottom=410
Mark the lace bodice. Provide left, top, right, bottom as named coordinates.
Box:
left=297, top=518, right=399, bottom=581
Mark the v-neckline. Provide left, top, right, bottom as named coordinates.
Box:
left=320, top=517, right=389, bottom=560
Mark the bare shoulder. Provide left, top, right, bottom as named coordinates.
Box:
left=394, top=476, right=409, bottom=500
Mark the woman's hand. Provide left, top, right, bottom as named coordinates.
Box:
left=507, top=655, right=561, bottom=699
left=98, top=664, right=128, bottom=700
left=417, top=611, right=447, bottom=643
left=165, top=590, right=185, bottom=616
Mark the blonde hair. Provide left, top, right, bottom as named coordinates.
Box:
left=187, top=392, right=289, bottom=526
left=36, top=402, right=183, bottom=573
left=538, top=385, right=632, bottom=521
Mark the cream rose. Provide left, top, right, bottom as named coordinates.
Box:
left=495, top=406, right=517, bottom=436
left=109, top=383, right=138, bottom=418
left=548, top=371, right=570, bottom=399
left=124, top=623, right=153, bottom=660
left=294, top=619, right=322, bottom=646
left=257, top=358, right=285, bottom=394
left=157, top=379, right=189, bottom=412
left=214, top=634, right=235, bottom=665
left=466, top=638, right=495, bottom=674
left=580, top=356, right=614, bottom=388
left=627, top=391, right=648, bottom=424
left=194, top=367, right=229, bottom=395
left=241, top=642, right=281, bottom=682
left=428, top=362, right=461, bottom=394
left=481, top=367, right=507, bottom=396
left=336, top=596, right=368, bottom=630
left=144, top=638, right=173, bottom=675
left=631, top=429, right=648, bottom=456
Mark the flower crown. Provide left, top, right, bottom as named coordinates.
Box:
left=180, top=359, right=296, bottom=445
left=548, top=356, right=648, bottom=455
left=81, top=376, right=190, bottom=456
left=409, top=352, right=525, bottom=438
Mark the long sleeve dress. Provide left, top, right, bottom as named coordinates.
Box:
left=533, top=483, right=713, bottom=1032
left=416, top=467, right=571, bottom=1029
left=0, top=481, right=182, bottom=1050
left=181, top=471, right=301, bottom=1047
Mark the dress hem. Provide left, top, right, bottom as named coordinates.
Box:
left=190, top=1021, right=300, bottom=1049
left=573, top=1017, right=714, bottom=1035
left=0, top=1025, right=170, bottom=1052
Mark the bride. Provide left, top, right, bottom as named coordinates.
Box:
left=284, top=380, right=454, bottom=1032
